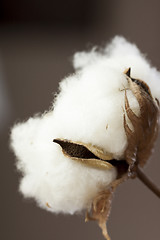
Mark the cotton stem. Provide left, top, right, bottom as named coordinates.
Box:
left=137, top=167, right=160, bottom=198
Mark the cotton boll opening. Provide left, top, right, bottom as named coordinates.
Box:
left=53, top=139, right=129, bottom=179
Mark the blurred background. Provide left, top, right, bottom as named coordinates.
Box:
left=1, top=0, right=160, bottom=239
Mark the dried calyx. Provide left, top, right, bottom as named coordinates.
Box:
left=123, top=68, right=159, bottom=172
left=53, top=139, right=129, bottom=178
left=53, top=68, right=159, bottom=240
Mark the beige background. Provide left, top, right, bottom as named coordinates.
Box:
left=1, top=1, right=160, bottom=240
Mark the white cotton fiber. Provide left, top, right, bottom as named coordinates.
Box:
left=10, top=36, right=160, bottom=214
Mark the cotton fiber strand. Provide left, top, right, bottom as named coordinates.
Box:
left=10, top=36, right=160, bottom=215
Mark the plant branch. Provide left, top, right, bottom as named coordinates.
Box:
left=137, top=167, right=160, bottom=198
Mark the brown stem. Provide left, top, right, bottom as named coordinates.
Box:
left=137, top=167, right=160, bottom=198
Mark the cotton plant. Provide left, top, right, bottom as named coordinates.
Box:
left=10, top=36, right=160, bottom=240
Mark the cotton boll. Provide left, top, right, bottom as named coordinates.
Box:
left=11, top=114, right=117, bottom=213
left=10, top=36, right=160, bottom=218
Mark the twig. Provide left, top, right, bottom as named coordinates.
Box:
left=137, top=167, right=160, bottom=198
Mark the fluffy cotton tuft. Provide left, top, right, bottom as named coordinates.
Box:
left=10, top=36, right=160, bottom=214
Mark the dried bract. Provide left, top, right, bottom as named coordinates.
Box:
left=124, top=68, right=159, bottom=170
left=85, top=69, right=159, bottom=240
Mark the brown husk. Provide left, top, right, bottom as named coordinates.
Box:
left=85, top=177, right=127, bottom=240
left=85, top=69, right=159, bottom=240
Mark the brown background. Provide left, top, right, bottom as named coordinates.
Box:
left=0, top=1, right=160, bottom=240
